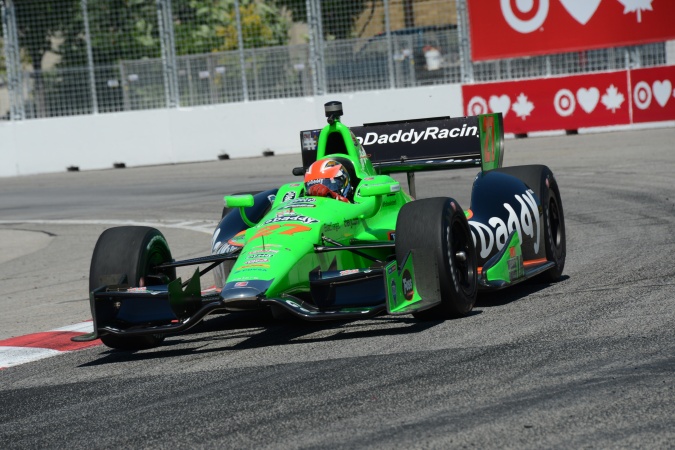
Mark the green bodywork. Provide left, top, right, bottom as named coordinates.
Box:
left=223, top=115, right=411, bottom=303
left=221, top=112, right=508, bottom=308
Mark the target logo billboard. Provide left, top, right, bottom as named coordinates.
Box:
left=467, top=0, right=675, bottom=61
left=630, top=66, right=675, bottom=123
left=462, top=71, right=631, bottom=134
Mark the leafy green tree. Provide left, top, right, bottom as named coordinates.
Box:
left=7, top=0, right=291, bottom=116
left=13, top=0, right=80, bottom=116
left=277, top=0, right=368, bottom=39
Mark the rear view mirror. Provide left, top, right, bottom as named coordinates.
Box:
left=358, top=176, right=401, bottom=198
left=224, top=194, right=254, bottom=208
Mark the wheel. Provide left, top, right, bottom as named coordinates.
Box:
left=90, top=226, right=176, bottom=350
left=493, top=165, right=566, bottom=281
left=395, top=197, right=477, bottom=319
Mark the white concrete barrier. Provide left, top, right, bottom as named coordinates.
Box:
left=0, top=84, right=463, bottom=177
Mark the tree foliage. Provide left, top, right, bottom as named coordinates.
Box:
left=11, top=0, right=290, bottom=71
left=277, top=0, right=368, bottom=39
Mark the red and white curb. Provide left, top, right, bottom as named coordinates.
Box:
left=0, top=322, right=101, bottom=369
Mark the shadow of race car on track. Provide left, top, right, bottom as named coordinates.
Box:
left=74, top=101, right=566, bottom=350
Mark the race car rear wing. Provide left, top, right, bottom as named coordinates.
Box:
left=300, top=113, right=504, bottom=176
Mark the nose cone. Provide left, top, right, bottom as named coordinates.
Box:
left=224, top=213, right=323, bottom=298
left=220, top=279, right=273, bottom=311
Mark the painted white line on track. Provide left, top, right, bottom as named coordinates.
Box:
left=0, top=219, right=215, bottom=235
left=52, top=322, right=95, bottom=333
left=0, top=347, right=62, bottom=368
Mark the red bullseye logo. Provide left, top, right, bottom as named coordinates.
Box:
left=554, top=89, right=576, bottom=117
left=500, top=0, right=549, bottom=33
left=467, top=96, right=488, bottom=115
left=633, top=81, right=652, bottom=110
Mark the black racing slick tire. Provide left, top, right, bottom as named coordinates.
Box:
left=395, top=197, right=477, bottom=319
left=89, top=226, right=176, bottom=350
left=494, top=165, right=566, bottom=281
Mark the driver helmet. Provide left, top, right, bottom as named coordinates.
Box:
left=304, top=159, right=352, bottom=200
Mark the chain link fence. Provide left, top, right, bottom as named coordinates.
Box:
left=0, top=0, right=670, bottom=121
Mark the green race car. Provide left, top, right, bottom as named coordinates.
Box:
left=75, top=101, right=565, bottom=350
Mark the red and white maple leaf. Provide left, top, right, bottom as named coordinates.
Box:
left=511, top=93, right=534, bottom=120
left=601, top=85, right=625, bottom=113
left=617, top=0, right=653, bottom=23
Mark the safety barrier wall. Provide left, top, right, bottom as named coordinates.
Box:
left=2, top=67, right=674, bottom=178
left=0, top=84, right=464, bottom=177
left=462, top=66, right=675, bottom=135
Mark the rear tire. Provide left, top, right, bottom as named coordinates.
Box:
left=90, top=226, right=176, bottom=350
left=395, top=198, right=477, bottom=319
left=493, top=165, right=566, bottom=281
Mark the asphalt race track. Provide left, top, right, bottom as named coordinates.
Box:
left=1, top=127, right=674, bottom=448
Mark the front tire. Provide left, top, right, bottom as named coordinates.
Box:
left=395, top=198, right=477, bottom=319
left=90, top=226, right=176, bottom=350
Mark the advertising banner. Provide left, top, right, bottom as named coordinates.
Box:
left=462, top=71, right=631, bottom=134
left=629, top=65, right=675, bottom=123
left=467, top=0, right=675, bottom=61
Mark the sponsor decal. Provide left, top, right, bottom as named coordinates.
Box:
left=508, top=253, right=524, bottom=280
left=382, top=200, right=397, bottom=207
left=339, top=269, right=360, bottom=276
left=234, top=281, right=248, bottom=287
left=216, top=242, right=240, bottom=255
left=302, top=131, right=318, bottom=152
left=212, top=228, right=221, bottom=247
left=264, top=213, right=318, bottom=225
left=343, top=218, right=359, bottom=228
left=401, top=269, right=414, bottom=300
left=246, top=251, right=278, bottom=258
left=290, top=197, right=315, bottom=204
left=284, top=299, right=311, bottom=313
left=267, top=195, right=276, bottom=204
left=387, top=264, right=396, bottom=275
left=251, top=243, right=282, bottom=250
left=287, top=198, right=316, bottom=208
left=251, top=224, right=312, bottom=240
left=246, top=259, right=269, bottom=264
left=390, top=280, right=397, bottom=303
left=469, top=190, right=540, bottom=259
left=353, top=130, right=369, bottom=170
left=236, top=264, right=270, bottom=270
left=234, top=267, right=268, bottom=273
left=356, top=125, right=478, bottom=147
left=388, top=231, right=396, bottom=241
left=228, top=230, right=246, bottom=247
left=282, top=191, right=297, bottom=202
left=324, top=222, right=340, bottom=233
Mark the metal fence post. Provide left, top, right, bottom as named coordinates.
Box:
left=383, top=0, right=395, bottom=89
left=305, top=0, right=318, bottom=96
left=306, top=0, right=325, bottom=95
left=1, top=0, right=24, bottom=120
left=456, top=0, right=474, bottom=83
left=314, top=0, right=325, bottom=94
left=156, top=0, right=179, bottom=108
left=234, top=0, right=249, bottom=102
left=81, top=0, right=98, bottom=114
